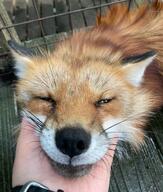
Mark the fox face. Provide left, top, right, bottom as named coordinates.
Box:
left=9, top=36, right=161, bottom=177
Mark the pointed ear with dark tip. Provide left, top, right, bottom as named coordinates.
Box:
left=8, top=40, right=34, bottom=78
left=121, top=51, right=157, bottom=86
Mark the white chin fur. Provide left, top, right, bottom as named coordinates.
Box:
left=40, top=128, right=70, bottom=165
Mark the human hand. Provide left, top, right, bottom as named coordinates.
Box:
left=12, top=119, right=117, bottom=192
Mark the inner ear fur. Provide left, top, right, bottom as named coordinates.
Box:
left=121, top=50, right=157, bottom=87
left=8, top=40, right=34, bottom=78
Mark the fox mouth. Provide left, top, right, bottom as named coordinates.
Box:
left=38, top=126, right=110, bottom=178
left=52, top=161, right=93, bottom=178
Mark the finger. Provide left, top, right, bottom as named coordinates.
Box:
left=12, top=119, right=42, bottom=186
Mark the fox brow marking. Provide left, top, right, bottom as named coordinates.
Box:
left=41, top=55, right=58, bottom=89
left=48, top=61, right=57, bottom=88
left=34, top=66, right=57, bottom=89
left=22, top=77, right=50, bottom=90
left=21, top=61, right=57, bottom=90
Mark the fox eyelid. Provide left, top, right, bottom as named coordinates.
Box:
left=34, top=96, right=56, bottom=107
left=95, top=97, right=115, bottom=107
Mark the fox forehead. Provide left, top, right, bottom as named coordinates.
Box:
left=18, top=57, right=126, bottom=97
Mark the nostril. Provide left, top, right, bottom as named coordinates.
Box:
left=55, top=127, right=91, bottom=157
left=77, top=140, right=86, bottom=151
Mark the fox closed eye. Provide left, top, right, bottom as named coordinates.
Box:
left=34, top=96, right=56, bottom=108
left=35, top=96, right=114, bottom=108
left=95, top=97, right=115, bottom=107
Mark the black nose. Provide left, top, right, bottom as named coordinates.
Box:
left=55, top=127, right=91, bottom=158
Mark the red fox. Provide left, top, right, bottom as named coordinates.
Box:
left=8, top=1, right=163, bottom=177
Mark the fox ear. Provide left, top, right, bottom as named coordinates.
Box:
left=8, top=40, right=33, bottom=78
left=121, top=51, right=156, bottom=86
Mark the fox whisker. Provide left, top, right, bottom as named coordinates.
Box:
left=100, top=111, right=154, bottom=135
left=22, top=110, right=45, bottom=131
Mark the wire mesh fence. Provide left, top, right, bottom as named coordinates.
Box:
left=1, top=1, right=154, bottom=54
left=0, top=0, right=151, bottom=43
left=2, top=0, right=128, bottom=40
left=0, top=0, right=151, bottom=84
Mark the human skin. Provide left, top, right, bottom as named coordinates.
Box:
left=12, top=119, right=117, bottom=192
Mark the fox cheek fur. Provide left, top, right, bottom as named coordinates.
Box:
left=8, top=1, right=163, bottom=177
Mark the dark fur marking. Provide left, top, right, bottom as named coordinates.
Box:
left=8, top=40, right=33, bottom=56
left=122, top=50, right=156, bottom=64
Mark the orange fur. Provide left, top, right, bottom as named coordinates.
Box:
left=12, top=1, right=163, bottom=151
left=96, top=0, right=163, bottom=72
left=96, top=0, right=163, bottom=106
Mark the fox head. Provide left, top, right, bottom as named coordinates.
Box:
left=8, top=31, right=161, bottom=177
